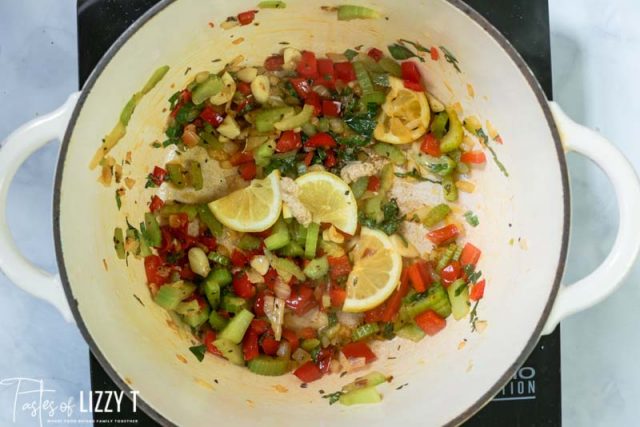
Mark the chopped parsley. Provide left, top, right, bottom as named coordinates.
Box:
left=343, top=103, right=380, bottom=140
left=399, top=39, right=429, bottom=53
left=439, top=45, right=461, bottom=72
left=394, top=169, right=442, bottom=184
left=322, top=391, right=343, bottom=405
left=464, top=210, right=479, bottom=227
left=359, top=198, right=403, bottom=235
left=343, top=48, right=358, bottom=61
left=264, top=153, right=298, bottom=178
left=470, top=300, right=480, bottom=332
left=387, top=43, right=424, bottom=62
left=189, top=344, right=206, bottom=362
left=115, top=190, right=122, bottom=210
left=475, top=128, right=509, bottom=177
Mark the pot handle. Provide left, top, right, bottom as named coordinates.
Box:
left=0, top=92, right=80, bottom=322
left=542, top=102, right=640, bottom=334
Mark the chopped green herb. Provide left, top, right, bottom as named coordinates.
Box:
left=359, top=198, right=403, bottom=235
left=464, top=211, right=479, bottom=227
left=394, top=169, right=442, bottom=184
left=189, top=344, right=206, bottom=362
left=115, top=190, right=122, bottom=210
left=470, top=300, right=480, bottom=332
left=343, top=103, right=379, bottom=140
left=344, top=49, right=358, bottom=61
left=322, top=391, right=343, bottom=405
left=399, top=39, right=429, bottom=53
left=475, top=128, right=509, bottom=177
left=439, top=46, right=461, bottom=72
left=387, top=43, right=424, bottom=62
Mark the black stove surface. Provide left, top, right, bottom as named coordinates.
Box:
left=80, top=1, right=561, bottom=425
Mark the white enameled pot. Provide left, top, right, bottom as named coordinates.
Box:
left=1, top=1, right=639, bottom=425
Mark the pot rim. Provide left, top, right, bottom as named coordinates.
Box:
left=53, top=1, right=570, bottom=425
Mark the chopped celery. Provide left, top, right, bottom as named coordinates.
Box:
left=265, top=220, right=290, bottom=251
left=198, top=205, right=223, bottom=237
left=360, top=91, right=386, bottom=106
left=159, top=203, right=199, bottom=220
left=208, top=311, right=229, bottom=331
left=339, top=386, right=382, bottom=406
left=175, top=299, right=200, bottom=316
left=304, top=222, right=320, bottom=259
left=402, top=284, right=451, bottom=319
left=452, top=245, right=463, bottom=262
left=255, top=107, right=294, bottom=132
left=222, top=295, right=248, bottom=314
left=290, top=221, right=308, bottom=245
left=380, top=163, right=395, bottom=195
left=187, top=161, right=203, bottom=191
left=352, top=323, right=380, bottom=341
left=125, top=228, right=140, bottom=256
left=120, top=93, right=142, bottom=126
left=191, top=75, right=223, bottom=105
left=430, top=111, right=449, bottom=140
left=278, top=241, right=304, bottom=257
left=274, top=104, right=314, bottom=131
left=202, top=277, right=221, bottom=309
left=219, top=309, right=254, bottom=344
left=301, top=338, right=321, bottom=352
left=247, top=356, right=290, bottom=376
left=317, top=117, right=330, bottom=133
left=364, top=195, right=384, bottom=222
left=113, top=228, right=126, bottom=259
left=258, top=0, right=286, bottom=8
left=439, top=107, right=463, bottom=153
left=166, top=163, right=186, bottom=188
left=154, top=281, right=196, bottom=310
left=320, top=240, right=345, bottom=257
left=436, top=244, right=457, bottom=271
left=370, top=72, right=390, bottom=87
left=372, top=143, right=405, bottom=165
left=412, top=152, right=457, bottom=177
left=350, top=176, right=369, bottom=199
left=337, top=5, right=381, bottom=21
left=422, top=204, right=451, bottom=228
left=138, top=227, right=152, bottom=256
left=342, top=372, right=391, bottom=393
left=141, top=65, right=170, bottom=94
left=213, top=338, right=244, bottom=366
left=254, top=141, right=275, bottom=167
left=182, top=306, right=210, bottom=328
left=361, top=55, right=384, bottom=73
left=208, top=252, right=231, bottom=267
left=447, top=279, right=470, bottom=320
left=395, top=323, right=426, bottom=342
left=238, top=234, right=262, bottom=251
left=272, top=257, right=306, bottom=281
left=199, top=131, right=224, bottom=149
left=378, top=57, right=402, bottom=77
left=442, top=176, right=458, bottom=202
left=301, top=122, right=317, bottom=136
left=304, top=256, right=329, bottom=280
left=353, top=62, right=374, bottom=94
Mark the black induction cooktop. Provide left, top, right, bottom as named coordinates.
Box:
left=80, top=1, right=561, bottom=425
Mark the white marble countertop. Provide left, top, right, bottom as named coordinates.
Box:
left=0, top=0, right=638, bottom=425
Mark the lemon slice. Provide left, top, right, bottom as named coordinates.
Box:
left=294, top=171, right=358, bottom=234
left=342, top=228, right=403, bottom=313
left=374, top=76, right=430, bottom=144
left=208, top=171, right=282, bottom=232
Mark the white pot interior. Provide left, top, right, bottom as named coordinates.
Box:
left=57, top=0, right=567, bottom=425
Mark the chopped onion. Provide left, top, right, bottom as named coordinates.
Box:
left=283, top=306, right=328, bottom=331
left=250, top=255, right=270, bottom=276
left=291, top=348, right=310, bottom=363
left=276, top=341, right=291, bottom=358
left=246, top=269, right=265, bottom=284
left=313, top=85, right=331, bottom=98
left=337, top=311, right=363, bottom=329
left=187, top=219, right=200, bottom=237
left=264, top=296, right=285, bottom=340
left=274, top=278, right=291, bottom=299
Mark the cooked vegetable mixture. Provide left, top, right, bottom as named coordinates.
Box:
left=114, top=44, right=493, bottom=395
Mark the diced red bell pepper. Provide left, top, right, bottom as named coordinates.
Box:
left=341, top=342, right=377, bottom=363
left=430, top=46, right=440, bottom=61
left=381, top=268, right=410, bottom=322
left=303, top=151, right=314, bottom=167
left=316, top=346, right=335, bottom=373
left=469, top=279, right=486, bottom=301
left=403, top=79, right=424, bottom=92
left=296, top=51, right=319, bottom=79
left=329, top=285, right=347, bottom=308
left=305, top=132, right=336, bottom=149
left=328, top=255, right=352, bottom=279
left=317, top=58, right=335, bottom=87
left=151, top=166, right=167, bottom=186
left=305, top=91, right=322, bottom=116
left=250, top=319, right=270, bottom=335
left=198, top=236, right=218, bottom=252
left=229, top=151, right=254, bottom=166
left=200, top=106, right=225, bottom=127
left=237, top=81, right=252, bottom=96
left=202, top=330, right=221, bottom=356
left=460, top=242, right=481, bottom=267
left=238, top=161, right=257, bottom=181
left=237, top=10, right=256, bottom=26
left=293, top=361, right=323, bottom=383
left=363, top=303, right=386, bottom=323
left=401, top=61, right=421, bottom=83
left=415, top=310, right=447, bottom=336
left=282, top=328, right=299, bottom=352
left=427, top=224, right=459, bottom=246
left=460, top=151, right=487, bottom=164
left=242, top=331, right=260, bottom=361
left=285, top=286, right=316, bottom=316
left=260, top=334, right=280, bottom=356
left=144, top=255, right=169, bottom=286
left=299, top=327, right=316, bottom=339
left=367, top=48, right=384, bottom=62
left=421, top=133, right=441, bottom=157
left=334, top=62, right=356, bottom=82
left=264, top=55, right=284, bottom=71
left=407, top=261, right=431, bottom=292
left=263, top=268, right=278, bottom=289
left=322, top=100, right=342, bottom=117
left=233, top=273, right=256, bottom=299
left=324, top=150, right=337, bottom=168
left=440, top=261, right=461, bottom=286
left=168, top=213, right=189, bottom=229
left=290, top=78, right=312, bottom=100
left=179, top=265, right=196, bottom=280
left=367, top=175, right=380, bottom=192
left=253, top=291, right=268, bottom=317
left=276, top=130, right=302, bottom=153
left=230, top=249, right=249, bottom=267
left=149, top=195, right=164, bottom=213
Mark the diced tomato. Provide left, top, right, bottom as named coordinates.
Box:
left=285, top=286, right=316, bottom=316
left=328, top=255, right=352, bottom=279
left=229, top=151, right=254, bottom=166
left=296, top=51, right=319, bottom=79
left=303, top=151, right=314, bottom=167
left=460, top=243, right=481, bottom=266
left=253, top=291, right=268, bottom=317
left=367, top=48, right=384, bottom=62
left=144, top=255, right=169, bottom=286
left=316, top=346, right=335, bottom=373
left=363, top=303, right=386, bottom=323
left=293, top=361, right=323, bottom=383
left=334, top=62, right=356, bottom=82
left=237, top=10, right=256, bottom=26
left=341, top=342, right=377, bottom=363
left=420, top=133, right=441, bottom=157
left=261, top=334, right=280, bottom=356
left=460, top=151, right=487, bottom=164
left=151, top=166, right=167, bottom=186
left=276, top=130, right=302, bottom=153
left=233, top=273, right=256, bottom=299
left=179, top=89, right=192, bottom=103
left=317, top=58, right=335, bottom=87
left=290, top=78, right=312, bottom=100
left=264, top=55, right=284, bottom=71
left=322, top=100, right=342, bottom=117
left=179, top=265, right=196, bottom=280
left=149, top=195, right=164, bottom=213
left=199, top=106, right=225, bottom=127
left=430, top=46, right=440, bottom=61
left=415, top=310, right=447, bottom=336
left=381, top=268, right=410, bottom=322
left=305, top=132, right=336, bottom=149
left=305, top=91, right=322, bottom=116
left=367, top=176, right=380, bottom=192
left=263, top=268, right=278, bottom=289
left=230, top=249, right=249, bottom=267
left=199, top=236, right=218, bottom=252
left=282, top=328, right=299, bottom=352
left=237, top=81, right=252, bottom=95
left=403, top=79, right=424, bottom=92
left=202, top=330, right=221, bottom=356
left=440, top=261, right=461, bottom=286
left=427, top=224, right=459, bottom=246
left=324, top=150, right=337, bottom=168
left=242, top=331, right=260, bottom=361
left=469, top=279, right=486, bottom=301
left=329, top=286, right=347, bottom=308
left=250, top=319, right=270, bottom=335
left=238, top=161, right=257, bottom=180
left=401, top=61, right=421, bottom=83
left=299, top=327, right=316, bottom=339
